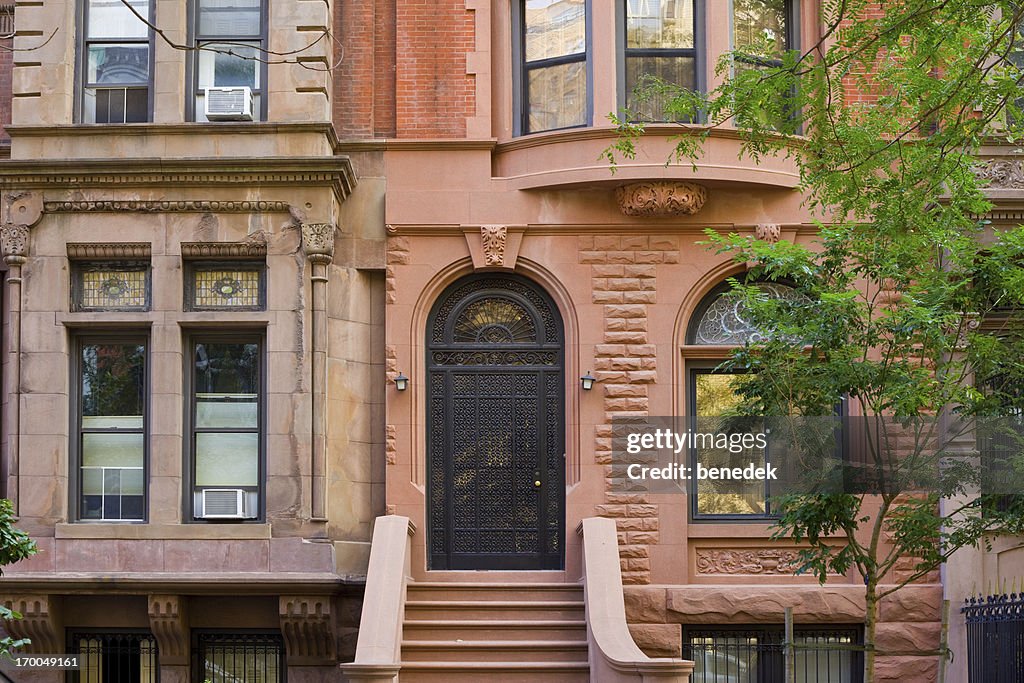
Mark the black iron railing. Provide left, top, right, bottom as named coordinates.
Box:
left=683, top=626, right=864, bottom=683
left=963, top=592, right=1024, bottom=683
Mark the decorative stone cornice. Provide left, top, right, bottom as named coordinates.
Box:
left=695, top=549, right=807, bottom=575
left=279, top=596, right=336, bottom=665
left=480, top=225, right=507, bottom=266
left=2, top=594, right=62, bottom=653
left=148, top=594, right=188, bottom=666
left=67, top=242, right=152, bottom=260
left=45, top=200, right=292, bottom=214
left=181, top=239, right=268, bottom=260
left=975, top=158, right=1024, bottom=189
left=301, top=223, right=336, bottom=264
left=615, top=181, right=708, bottom=217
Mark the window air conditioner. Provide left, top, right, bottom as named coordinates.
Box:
left=199, top=488, right=255, bottom=519
left=205, top=86, right=254, bottom=121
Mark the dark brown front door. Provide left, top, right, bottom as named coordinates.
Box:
left=426, top=274, right=564, bottom=570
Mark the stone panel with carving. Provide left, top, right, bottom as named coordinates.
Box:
left=695, top=548, right=805, bottom=575
left=616, top=182, right=708, bottom=216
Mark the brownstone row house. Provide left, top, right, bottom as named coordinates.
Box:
left=0, top=0, right=1019, bottom=682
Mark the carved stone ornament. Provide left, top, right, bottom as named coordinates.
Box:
left=148, top=594, right=188, bottom=665
left=616, top=181, right=708, bottom=217
left=302, top=223, right=336, bottom=262
left=695, top=549, right=805, bottom=575
left=481, top=225, right=507, bottom=266
left=181, top=237, right=268, bottom=260
left=1, top=223, right=30, bottom=259
left=975, top=159, right=1024, bottom=189
left=3, top=594, right=61, bottom=653
left=755, top=223, right=781, bottom=243
left=44, top=200, right=292, bottom=213
left=279, top=596, right=336, bottom=664
left=67, top=242, right=152, bottom=260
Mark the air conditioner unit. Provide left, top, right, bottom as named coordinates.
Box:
left=205, top=86, right=253, bottom=121
left=198, top=488, right=256, bottom=519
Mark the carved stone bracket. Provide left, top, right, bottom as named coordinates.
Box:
left=1, top=223, right=30, bottom=265
left=148, top=594, right=189, bottom=666
left=302, top=223, right=336, bottom=265
left=279, top=596, right=336, bottom=665
left=696, top=549, right=808, bottom=575
left=67, top=242, right=152, bottom=260
left=2, top=594, right=62, bottom=653
left=616, top=181, right=708, bottom=216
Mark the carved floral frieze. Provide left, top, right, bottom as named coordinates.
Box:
left=44, top=200, right=292, bottom=213
left=616, top=181, right=708, bottom=217
left=67, top=242, right=152, bottom=260
left=695, top=549, right=806, bottom=575
left=975, top=158, right=1024, bottom=189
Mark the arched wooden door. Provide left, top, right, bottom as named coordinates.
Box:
left=426, top=274, right=565, bottom=570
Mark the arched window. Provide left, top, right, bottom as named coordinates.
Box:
left=687, top=280, right=800, bottom=345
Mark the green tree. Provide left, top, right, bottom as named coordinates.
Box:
left=611, top=2, right=1024, bottom=681
left=0, top=498, right=36, bottom=658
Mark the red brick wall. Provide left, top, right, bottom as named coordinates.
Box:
left=334, top=0, right=396, bottom=137
left=393, top=0, right=475, bottom=138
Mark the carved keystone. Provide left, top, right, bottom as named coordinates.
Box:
left=148, top=595, right=189, bottom=666
left=279, top=596, right=336, bottom=665
left=616, top=182, right=708, bottom=216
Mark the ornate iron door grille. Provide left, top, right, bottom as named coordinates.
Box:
left=427, top=274, right=565, bottom=570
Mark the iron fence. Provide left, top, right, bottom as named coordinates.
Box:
left=963, top=592, right=1024, bottom=683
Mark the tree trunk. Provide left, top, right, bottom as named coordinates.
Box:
left=865, top=582, right=879, bottom=683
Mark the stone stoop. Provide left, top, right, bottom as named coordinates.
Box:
left=398, top=582, right=590, bottom=682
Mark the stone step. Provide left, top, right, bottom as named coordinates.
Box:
left=407, top=582, right=583, bottom=602
left=397, top=661, right=590, bottom=682
left=401, top=639, right=588, bottom=663
left=404, top=600, right=584, bottom=622
left=403, top=619, right=587, bottom=642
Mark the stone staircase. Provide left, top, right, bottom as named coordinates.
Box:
left=398, top=582, right=590, bottom=681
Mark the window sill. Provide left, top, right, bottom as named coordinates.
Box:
left=55, top=522, right=272, bottom=540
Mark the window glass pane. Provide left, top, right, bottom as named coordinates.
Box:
left=194, top=343, right=260, bottom=394
left=197, top=44, right=260, bottom=89
left=87, top=44, right=150, bottom=84
left=625, top=55, right=695, bottom=120
left=81, top=343, right=145, bottom=418
left=189, top=265, right=263, bottom=309
left=626, top=0, right=694, bottom=49
left=733, top=0, right=787, bottom=58
left=195, top=432, right=259, bottom=486
left=198, top=0, right=261, bottom=36
left=524, top=0, right=585, bottom=62
left=76, top=266, right=148, bottom=310
left=87, top=0, right=150, bottom=38
left=197, top=394, right=258, bottom=428
left=82, top=433, right=144, bottom=467
left=528, top=61, right=586, bottom=131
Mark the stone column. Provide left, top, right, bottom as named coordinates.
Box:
left=302, top=223, right=336, bottom=521
left=1, top=222, right=29, bottom=513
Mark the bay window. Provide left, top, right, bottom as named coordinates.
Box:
left=622, top=0, right=700, bottom=121
left=518, top=0, right=589, bottom=134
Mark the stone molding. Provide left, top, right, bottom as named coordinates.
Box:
left=975, top=158, right=1024, bottom=188
left=755, top=223, right=781, bottom=243
left=480, top=225, right=507, bottom=266
left=2, top=594, right=61, bottom=653
left=695, top=548, right=825, bottom=575
left=181, top=239, right=268, bottom=260
left=67, top=242, right=152, bottom=260
left=46, top=200, right=292, bottom=214
left=279, top=595, right=336, bottom=665
left=615, top=181, right=708, bottom=216
left=302, top=223, right=336, bottom=264
left=148, top=594, right=188, bottom=666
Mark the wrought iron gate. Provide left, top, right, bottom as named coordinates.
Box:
left=427, top=274, right=565, bottom=570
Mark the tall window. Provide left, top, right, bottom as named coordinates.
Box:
left=71, top=631, right=158, bottom=683
left=520, top=0, right=588, bottom=134
left=192, top=0, right=266, bottom=121
left=190, top=337, right=262, bottom=520
left=75, top=338, right=147, bottom=522
left=623, top=0, right=698, bottom=121
left=81, top=0, right=152, bottom=123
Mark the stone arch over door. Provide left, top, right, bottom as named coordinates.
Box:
left=426, top=273, right=565, bottom=570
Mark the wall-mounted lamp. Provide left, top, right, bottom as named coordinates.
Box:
left=580, top=371, right=597, bottom=391
left=394, top=372, right=409, bottom=391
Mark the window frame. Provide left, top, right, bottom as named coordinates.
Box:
left=731, top=0, right=799, bottom=70
left=70, top=334, right=150, bottom=524
left=616, top=0, right=706, bottom=122
left=184, top=332, right=266, bottom=522
left=186, top=0, right=269, bottom=122
left=192, top=630, right=286, bottom=683
left=513, top=0, right=593, bottom=136
left=70, top=261, right=152, bottom=312
left=77, top=0, right=156, bottom=123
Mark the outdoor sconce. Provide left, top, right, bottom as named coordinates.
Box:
left=394, top=372, right=409, bottom=391
left=580, top=371, right=597, bottom=391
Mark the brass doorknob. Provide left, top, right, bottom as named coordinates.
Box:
left=534, top=480, right=542, bottom=487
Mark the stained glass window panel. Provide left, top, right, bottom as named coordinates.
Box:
left=189, top=265, right=264, bottom=310
left=74, top=266, right=149, bottom=311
